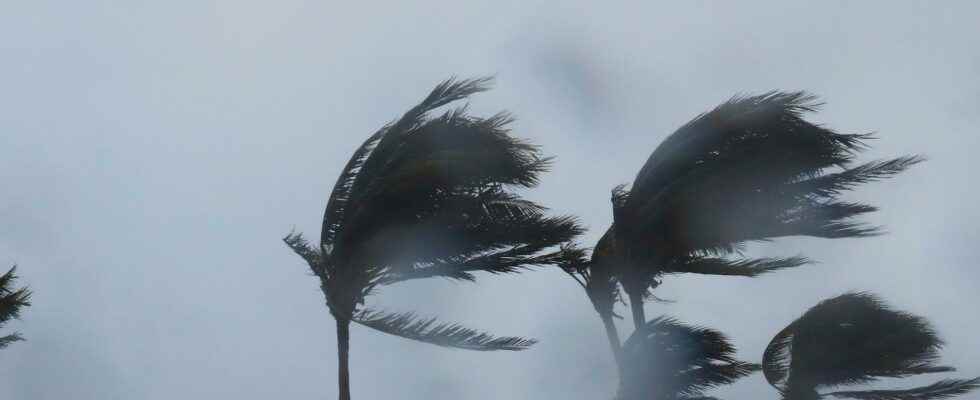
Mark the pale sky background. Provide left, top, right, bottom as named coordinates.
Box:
left=2, top=2, right=979, bottom=399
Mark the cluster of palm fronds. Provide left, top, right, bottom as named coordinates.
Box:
left=763, top=293, right=980, bottom=400
left=616, top=317, right=760, bottom=400
left=283, top=77, right=977, bottom=400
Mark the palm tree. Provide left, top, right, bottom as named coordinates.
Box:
left=571, top=92, right=921, bottom=332
left=283, top=77, right=582, bottom=400
left=762, top=292, right=980, bottom=400
left=616, top=317, right=759, bottom=400
left=1, top=266, right=31, bottom=350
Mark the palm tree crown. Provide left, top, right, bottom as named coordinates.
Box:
left=579, top=92, right=920, bottom=329
left=283, top=77, right=582, bottom=399
left=762, top=293, right=980, bottom=400
left=616, top=317, right=759, bottom=400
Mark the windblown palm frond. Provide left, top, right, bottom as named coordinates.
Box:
left=762, top=293, right=979, bottom=400
left=0, top=266, right=31, bottom=349
left=617, top=317, right=759, bottom=400
left=380, top=227, right=580, bottom=284
left=353, top=309, right=536, bottom=351
left=585, top=91, right=919, bottom=328
left=283, top=77, right=582, bottom=399
left=825, top=378, right=980, bottom=400
left=668, top=256, right=810, bottom=277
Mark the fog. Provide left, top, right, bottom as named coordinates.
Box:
left=2, top=2, right=979, bottom=399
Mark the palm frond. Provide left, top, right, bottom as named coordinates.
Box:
left=789, top=156, right=924, bottom=198
left=0, top=266, right=31, bottom=326
left=380, top=238, right=581, bottom=284
left=670, top=256, right=810, bottom=277
left=282, top=231, right=324, bottom=275
left=0, top=266, right=31, bottom=349
left=346, top=77, right=496, bottom=204
left=0, top=333, right=24, bottom=349
left=352, top=309, right=536, bottom=351
left=679, top=361, right=761, bottom=395
left=320, top=128, right=386, bottom=248
left=414, top=76, right=495, bottom=116
left=355, top=193, right=582, bottom=277
left=825, top=378, right=980, bottom=400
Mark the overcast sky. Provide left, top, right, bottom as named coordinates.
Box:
left=2, top=2, right=979, bottom=399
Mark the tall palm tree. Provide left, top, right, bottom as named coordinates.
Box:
left=283, top=77, right=582, bottom=400
left=0, top=266, right=31, bottom=350
left=616, top=317, right=759, bottom=400
left=571, top=92, right=921, bottom=332
left=762, top=292, right=980, bottom=400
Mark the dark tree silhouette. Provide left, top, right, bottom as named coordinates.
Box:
left=616, top=317, right=759, bottom=400
left=0, top=266, right=31, bottom=350
left=283, top=77, right=582, bottom=400
left=762, top=293, right=980, bottom=400
left=570, top=92, right=921, bottom=334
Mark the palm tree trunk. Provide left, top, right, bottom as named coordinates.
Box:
left=600, top=314, right=623, bottom=370
left=628, top=290, right=646, bottom=330
left=336, top=318, right=352, bottom=400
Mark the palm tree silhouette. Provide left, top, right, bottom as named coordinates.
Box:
left=762, top=292, right=980, bottom=400
left=572, top=92, right=921, bottom=332
left=616, top=317, right=759, bottom=400
left=0, top=266, right=31, bottom=350
left=283, top=77, right=582, bottom=400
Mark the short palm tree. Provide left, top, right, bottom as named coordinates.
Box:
left=616, top=317, right=759, bottom=400
left=762, top=292, right=980, bottom=400
left=567, top=92, right=921, bottom=337
left=1, top=266, right=31, bottom=350
left=283, top=77, right=582, bottom=400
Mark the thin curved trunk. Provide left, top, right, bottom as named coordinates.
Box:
left=628, top=291, right=646, bottom=330
left=600, top=313, right=623, bottom=371
left=336, top=318, right=351, bottom=400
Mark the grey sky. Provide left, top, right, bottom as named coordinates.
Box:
left=2, top=1, right=979, bottom=399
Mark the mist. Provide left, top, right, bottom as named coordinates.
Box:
left=2, top=2, right=979, bottom=399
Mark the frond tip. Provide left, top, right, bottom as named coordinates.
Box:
left=353, top=309, right=537, bottom=351
left=282, top=231, right=325, bottom=276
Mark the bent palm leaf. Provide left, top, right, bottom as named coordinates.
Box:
left=353, top=309, right=536, bottom=351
